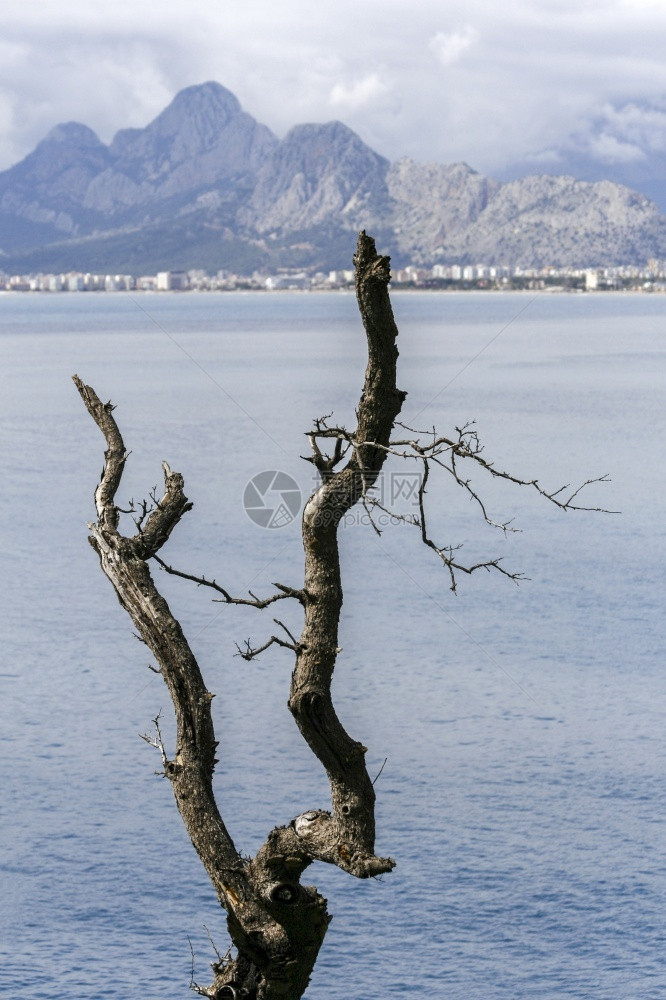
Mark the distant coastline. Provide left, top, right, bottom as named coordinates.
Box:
left=3, top=260, right=666, bottom=294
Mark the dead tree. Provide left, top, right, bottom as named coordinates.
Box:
left=74, top=232, right=609, bottom=999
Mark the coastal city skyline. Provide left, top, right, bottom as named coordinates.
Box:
left=4, top=260, right=666, bottom=294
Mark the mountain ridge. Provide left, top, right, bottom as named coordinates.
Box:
left=2, top=80, right=665, bottom=274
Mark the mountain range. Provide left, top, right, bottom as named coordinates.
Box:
left=2, top=81, right=666, bottom=275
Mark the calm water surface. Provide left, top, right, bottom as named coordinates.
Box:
left=1, top=290, right=665, bottom=999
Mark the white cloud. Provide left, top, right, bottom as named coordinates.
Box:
left=429, top=27, right=477, bottom=67
left=597, top=101, right=666, bottom=154
left=522, top=148, right=565, bottom=167
left=329, top=74, right=390, bottom=111
left=588, top=133, right=646, bottom=164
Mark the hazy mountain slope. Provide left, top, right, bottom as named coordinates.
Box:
left=441, top=174, right=666, bottom=267
left=387, top=159, right=501, bottom=260
left=242, top=120, right=390, bottom=233
left=0, top=123, right=111, bottom=250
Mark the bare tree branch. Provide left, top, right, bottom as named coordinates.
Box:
left=304, top=410, right=615, bottom=591
left=417, top=459, right=526, bottom=592
left=308, top=419, right=614, bottom=516
left=152, top=553, right=306, bottom=607
left=139, top=711, right=169, bottom=771
left=73, top=376, right=328, bottom=999
left=72, top=376, right=126, bottom=531
left=288, top=232, right=403, bottom=876
left=72, top=376, right=240, bottom=885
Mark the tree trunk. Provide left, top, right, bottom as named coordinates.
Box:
left=74, top=232, right=401, bottom=999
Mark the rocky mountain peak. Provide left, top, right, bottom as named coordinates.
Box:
left=0, top=120, right=111, bottom=214
left=105, top=81, right=277, bottom=193
left=276, top=121, right=388, bottom=178
left=167, top=80, right=241, bottom=117
left=245, top=119, right=390, bottom=232
left=24, top=120, right=110, bottom=177
left=42, top=122, right=106, bottom=150
left=110, top=81, right=244, bottom=161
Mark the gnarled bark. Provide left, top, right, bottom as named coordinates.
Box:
left=74, top=232, right=400, bottom=999
left=290, top=235, right=405, bottom=871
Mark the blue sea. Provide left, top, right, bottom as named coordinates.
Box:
left=1, top=289, right=665, bottom=999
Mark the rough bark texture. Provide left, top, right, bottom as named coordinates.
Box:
left=74, top=232, right=402, bottom=1000
left=291, top=235, right=406, bottom=871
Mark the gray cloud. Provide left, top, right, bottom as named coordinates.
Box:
left=2, top=0, right=666, bottom=179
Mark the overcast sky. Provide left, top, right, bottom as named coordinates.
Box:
left=2, top=0, right=666, bottom=175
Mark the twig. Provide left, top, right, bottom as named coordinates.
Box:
left=235, top=635, right=299, bottom=661
left=273, top=618, right=300, bottom=646
left=372, top=758, right=388, bottom=786
left=139, top=711, right=169, bottom=769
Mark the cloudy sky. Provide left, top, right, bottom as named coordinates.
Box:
left=2, top=0, right=666, bottom=177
